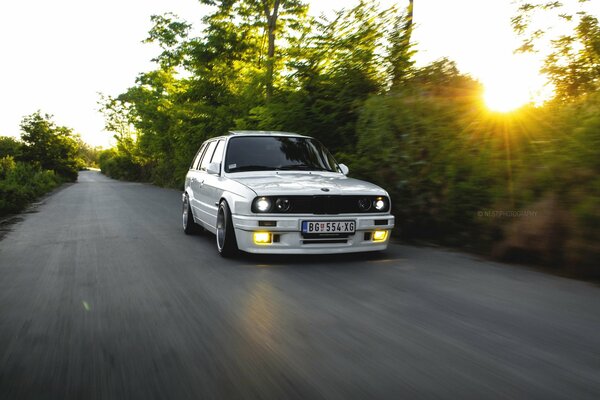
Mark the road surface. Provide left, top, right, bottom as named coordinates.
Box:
left=1, top=171, right=599, bottom=399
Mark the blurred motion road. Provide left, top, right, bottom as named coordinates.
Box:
left=1, top=171, right=599, bottom=399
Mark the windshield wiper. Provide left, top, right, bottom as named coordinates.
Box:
left=277, top=164, right=332, bottom=172
left=228, top=165, right=277, bottom=172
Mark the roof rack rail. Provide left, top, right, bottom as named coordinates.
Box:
left=228, top=130, right=307, bottom=137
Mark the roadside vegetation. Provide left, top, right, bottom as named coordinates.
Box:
left=97, top=1, right=599, bottom=275
left=0, top=112, right=97, bottom=217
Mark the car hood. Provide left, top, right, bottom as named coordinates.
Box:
left=232, top=172, right=387, bottom=196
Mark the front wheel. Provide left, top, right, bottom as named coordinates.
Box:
left=182, top=194, right=202, bottom=235
left=216, top=201, right=239, bottom=257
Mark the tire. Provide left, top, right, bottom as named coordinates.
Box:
left=182, top=194, right=202, bottom=235
left=216, top=200, right=239, bottom=257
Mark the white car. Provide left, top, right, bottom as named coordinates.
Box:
left=182, top=131, right=395, bottom=257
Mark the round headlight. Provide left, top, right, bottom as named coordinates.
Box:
left=275, top=198, right=290, bottom=212
left=374, top=197, right=386, bottom=211
left=358, top=197, right=372, bottom=211
left=255, top=197, right=271, bottom=212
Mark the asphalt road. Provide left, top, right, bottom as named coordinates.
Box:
left=1, top=171, right=599, bottom=400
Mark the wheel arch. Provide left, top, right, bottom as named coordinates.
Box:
left=217, top=190, right=250, bottom=216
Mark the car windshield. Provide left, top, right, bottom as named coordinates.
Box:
left=224, top=136, right=339, bottom=173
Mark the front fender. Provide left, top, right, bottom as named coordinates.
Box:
left=218, top=190, right=252, bottom=216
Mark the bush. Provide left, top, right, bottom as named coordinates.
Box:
left=0, top=157, right=63, bottom=217
left=98, top=148, right=144, bottom=181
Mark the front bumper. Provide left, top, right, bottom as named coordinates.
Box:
left=232, top=214, right=395, bottom=254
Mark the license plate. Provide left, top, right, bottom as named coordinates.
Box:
left=301, top=220, right=356, bottom=234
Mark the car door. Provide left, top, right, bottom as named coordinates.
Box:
left=187, top=143, right=207, bottom=219
left=194, top=140, right=218, bottom=226
left=200, top=139, right=225, bottom=229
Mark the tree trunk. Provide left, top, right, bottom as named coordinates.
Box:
left=262, top=0, right=280, bottom=101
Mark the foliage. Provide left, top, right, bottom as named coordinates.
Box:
left=19, top=111, right=84, bottom=181
left=512, top=0, right=600, bottom=101
left=75, top=137, right=101, bottom=168
left=98, top=142, right=145, bottom=182
left=0, top=113, right=84, bottom=217
left=0, top=136, right=23, bottom=158
left=387, top=0, right=415, bottom=87
left=346, top=59, right=490, bottom=244
left=543, top=14, right=600, bottom=101
left=0, top=157, right=63, bottom=217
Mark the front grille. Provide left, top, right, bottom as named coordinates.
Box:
left=287, top=195, right=383, bottom=214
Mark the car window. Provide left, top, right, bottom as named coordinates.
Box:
left=211, top=140, right=225, bottom=165
left=224, top=136, right=338, bottom=173
left=200, top=141, right=218, bottom=171
left=191, top=144, right=206, bottom=170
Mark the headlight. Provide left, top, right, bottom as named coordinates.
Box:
left=275, top=197, right=290, bottom=212
left=253, top=197, right=272, bottom=213
left=358, top=197, right=372, bottom=211
left=373, top=197, right=387, bottom=211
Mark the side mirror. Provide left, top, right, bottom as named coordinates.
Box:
left=339, top=163, right=349, bottom=175
left=207, top=162, right=221, bottom=175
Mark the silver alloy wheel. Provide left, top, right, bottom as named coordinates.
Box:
left=216, top=206, right=225, bottom=251
left=182, top=196, right=189, bottom=229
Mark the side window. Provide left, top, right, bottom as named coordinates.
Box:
left=211, top=140, right=225, bottom=165
left=200, top=141, right=218, bottom=171
left=191, top=144, right=206, bottom=170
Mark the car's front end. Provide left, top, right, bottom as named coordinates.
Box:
left=229, top=189, right=395, bottom=254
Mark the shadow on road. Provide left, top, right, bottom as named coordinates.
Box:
left=245, top=251, right=388, bottom=266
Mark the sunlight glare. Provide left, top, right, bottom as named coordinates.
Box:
left=480, top=51, right=549, bottom=113
left=484, top=80, right=531, bottom=113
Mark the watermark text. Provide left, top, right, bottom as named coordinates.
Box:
left=477, top=210, right=538, bottom=218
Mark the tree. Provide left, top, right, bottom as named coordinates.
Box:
left=512, top=0, right=600, bottom=100
left=144, top=13, right=191, bottom=69
left=198, top=0, right=308, bottom=101
left=543, top=14, right=600, bottom=100
left=0, top=136, right=22, bottom=158
left=262, top=0, right=280, bottom=100
left=20, top=111, right=81, bottom=181
left=388, top=0, right=415, bottom=87
left=258, top=0, right=308, bottom=100
left=277, top=0, right=392, bottom=150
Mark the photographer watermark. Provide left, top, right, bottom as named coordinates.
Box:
left=477, top=210, right=538, bottom=218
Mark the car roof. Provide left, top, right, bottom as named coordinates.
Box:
left=228, top=130, right=311, bottom=138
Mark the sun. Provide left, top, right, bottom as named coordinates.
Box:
left=483, top=79, right=531, bottom=113
left=479, top=52, right=548, bottom=113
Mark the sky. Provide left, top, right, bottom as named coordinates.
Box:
left=0, top=0, right=571, bottom=147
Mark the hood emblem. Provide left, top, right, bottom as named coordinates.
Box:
left=321, top=188, right=330, bottom=192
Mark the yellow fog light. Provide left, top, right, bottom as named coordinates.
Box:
left=253, top=232, right=272, bottom=245
left=372, top=230, right=388, bottom=242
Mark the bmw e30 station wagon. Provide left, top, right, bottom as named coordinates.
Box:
left=182, top=131, right=395, bottom=257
